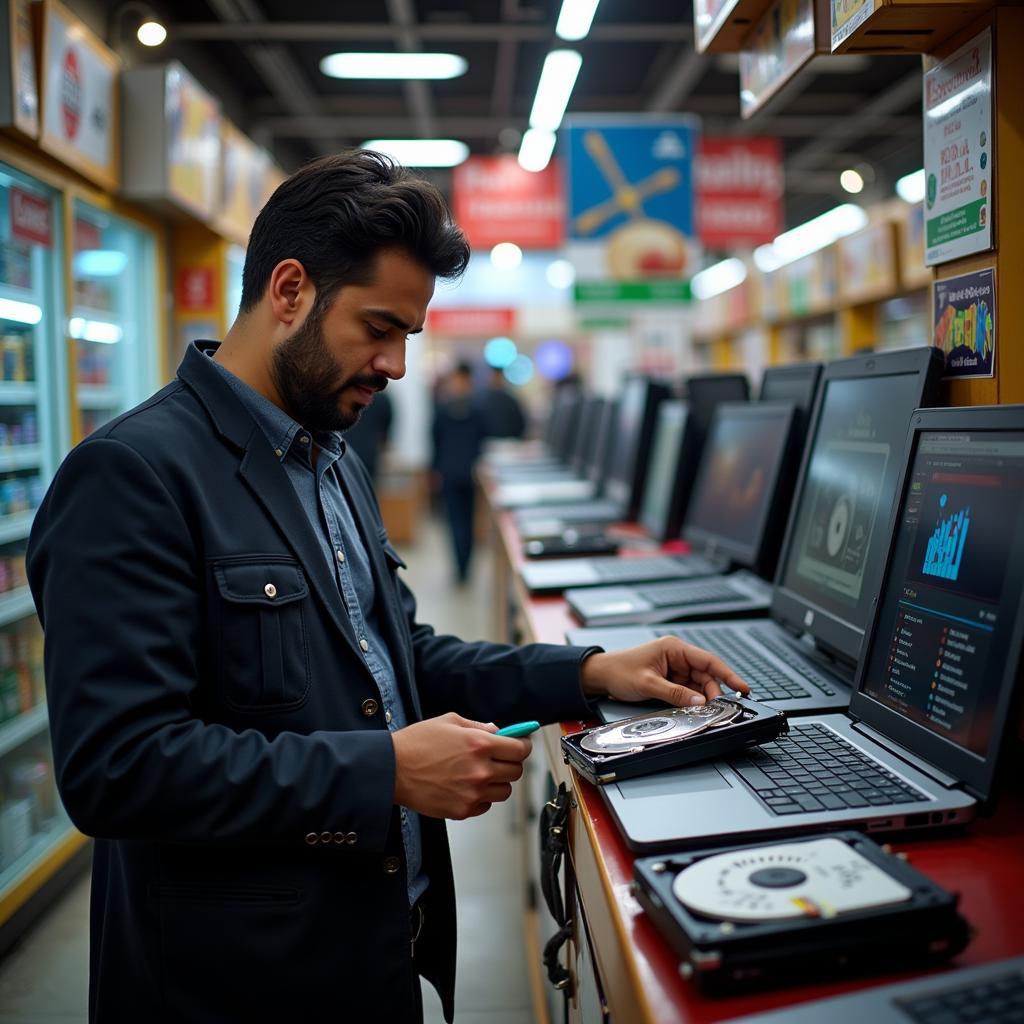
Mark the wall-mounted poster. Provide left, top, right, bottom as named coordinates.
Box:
left=0, top=0, right=39, bottom=138
left=933, top=268, right=995, bottom=380
left=924, top=29, right=992, bottom=266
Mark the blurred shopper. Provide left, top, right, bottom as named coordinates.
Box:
left=478, top=365, right=526, bottom=439
left=27, top=151, right=748, bottom=1024
left=344, top=384, right=393, bottom=483
left=432, top=362, right=486, bottom=583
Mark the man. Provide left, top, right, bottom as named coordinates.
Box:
left=432, top=362, right=486, bottom=583
left=27, top=152, right=747, bottom=1024
left=478, top=365, right=527, bottom=440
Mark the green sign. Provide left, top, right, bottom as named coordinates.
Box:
left=574, top=280, right=692, bottom=304
left=926, top=199, right=987, bottom=249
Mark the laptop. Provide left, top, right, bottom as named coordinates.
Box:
left=485, top=382, right=580, bottom=471
left=759, top=361, right=822, bottom=434
left=567, top=347, right=945, bottom=710
left=595, top=404, right=1024, bottom=851
left=726, top=956, right=1024, bottom=1024
left=564, top=400, right=800, bottom=624
left=509, top=375, right=670, bottom=517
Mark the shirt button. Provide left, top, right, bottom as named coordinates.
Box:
left=336, top=549, right=345, bottom=563
left=359, top=638, right=369, bottom=652
left=274, top=448, right=283, bottom=457
left=298, top=435, right=310, bottom=445
left=304, top=832, right=318, bottom=846
left=361, top=698, right=379, bottom=717
left=384, top=710, right=392, bottom=725
left=264, top=583, right=277, bottom=598
left=383, top=856, right=401, bottom=875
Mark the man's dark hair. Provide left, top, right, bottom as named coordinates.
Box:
left=453, top=361, right=474, bottom=378
left=240, top=150, right=470, bottom=313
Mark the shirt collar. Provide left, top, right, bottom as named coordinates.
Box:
left=206, top=351, right=346, bottom=463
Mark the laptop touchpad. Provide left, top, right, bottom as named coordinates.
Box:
left=616, top=765, right=731, bottom=799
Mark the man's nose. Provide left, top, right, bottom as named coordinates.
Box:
left=372, top=341, right=406, bottom=381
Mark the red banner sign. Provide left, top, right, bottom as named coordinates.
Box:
left=9, top=187, right=52, bottom=246
left=427, top=307, right=516, bottom=337
left=697, top=138, right=783, bottom=248
left=452, top=156, right=564, bottom=250
left=176, top=267, right=216, bottom=313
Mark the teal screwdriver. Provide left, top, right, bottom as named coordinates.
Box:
left=495, top=720, right=541, bottom=738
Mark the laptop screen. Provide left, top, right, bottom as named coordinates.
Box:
left=759, top=364, right=820, bottom=414
left=860, top=430, right=1024, bottom=758
left=780, top=372, right=925, bottom=628
left=605, top=378, right=650, bottom=506
left=639, top=401, right=688, bottom=538
left=683, top=403, right=794, bottom=563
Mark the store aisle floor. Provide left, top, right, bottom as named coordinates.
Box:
left=0, top=514, right=536, bottom=1024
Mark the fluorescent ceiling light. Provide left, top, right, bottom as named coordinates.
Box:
left=529, top=50, right=583, bottom=131
left=840, top=168, right=864, bottom=194
left=69, top=316, right=123, bottom=344
left=137, top=20, right=167, bottom=47
left=321, top=52, right=467, bottom=80
left=362, top=139, right=469, bottom=167
left=490, top=242, right=523, bottom=271
left=518, top=128, right=557, bottom=172
left=754, top=203, right=868, bottom=271
left=545, top=259, right=576, bottom=289
left=896, top=168, right=926, bottom=204
left=556, top=0, right=601, bottom=41
left=691, top=258, right=747, bottom=300
left=74, top=249, right=129, bottom=278
left=0, top=297, right=43, bottom=325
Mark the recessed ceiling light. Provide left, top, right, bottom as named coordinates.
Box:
left=362, top=139, right=470, bottom=167
left=137, top=20, right=167, bottom=47
left=321, top=52, right=468, bottom=80
left=840, top=168, right=865, bottom=194
left=490, top=243, right=523, bottom=271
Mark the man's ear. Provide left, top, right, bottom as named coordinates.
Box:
left=267, top=259, right=309, bottom=326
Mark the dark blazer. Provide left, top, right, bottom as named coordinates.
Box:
left=27, top=341, right=594, bottom=1024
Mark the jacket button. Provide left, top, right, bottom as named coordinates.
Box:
left=383, top=856, right=401, bottom=875
left=333, top=831, right=346, bottom=844
left=264, top=583, right=277, bottom=598
left=361, top=698, right=379, bottom=717
left=304, top=832, right=318, bottom=845
left=345, top=832, right=358, bottom=846
left=320, top=831, right=332, bottom=845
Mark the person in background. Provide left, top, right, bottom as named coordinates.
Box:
left=27, top=150, right=749, bottom=1024
left=432, top=362, right=486, bottom=583
left=478, top=365, right=526, bottom=439
left=344, top=385, right=393, bottom=483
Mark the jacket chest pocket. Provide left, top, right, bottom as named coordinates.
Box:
left=212, top=557, right=311, bottom=712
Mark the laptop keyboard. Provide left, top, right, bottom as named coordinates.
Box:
left=593, top=556, right=682, bottom=581
left=728, top=723, right=928, bottom=816
left=897, top=970, right=1024, bottom=1023
left=655, top=625, right=834, bottom=702
left=637, top=579, right=742, bottom=608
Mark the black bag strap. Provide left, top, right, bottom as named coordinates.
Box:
left=539, top=782, right=573, bottom=993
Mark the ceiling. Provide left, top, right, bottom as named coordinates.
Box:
left=137, top=0, right=927, bottom=249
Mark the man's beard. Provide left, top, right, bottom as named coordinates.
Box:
left=270, top=305, right=387, bottom=433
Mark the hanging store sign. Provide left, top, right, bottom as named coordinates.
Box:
left=830, top=0, right=874, bottom=51
left=0, top=0, right=39, bottom=138
left=564, top=115, right=699, bottom=304
left=37, top=0, right=119, bottom=190
left=923, top=28, right=992, bottom=266
left=452, top=156, right=564, bottom=250
left=176, top=267, right=216, bottom=314
left=166, top=63, right=222, bottom=221
left=933, top=268, right=995, bottom=380
left=739, top=0, right=820, bottom=119
left=427, top=307, right=516, bottom=337
left=216, top=120, right=271, bottom=244
left=696, top=137, right=783, bottom=248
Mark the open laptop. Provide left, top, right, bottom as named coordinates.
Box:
left=596, top=404, right=1024, bottom=852
left=727, top=956, right=1024, bottom=1024
left=759, top=361, right=822, bottom=432
left=567, top=347, right=945, bottom=710
left=485, top=382, right=580, bottom=471
left=564, top=401, right=800, bottom=623
left=509, top=375, right=670, bottom=519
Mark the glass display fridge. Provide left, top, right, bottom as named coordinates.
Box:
left=69, top=199, right=160, bottom=442
left=0, top=158, right=82, bottom=942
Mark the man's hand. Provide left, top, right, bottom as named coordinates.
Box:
left=580, top=637, right=751, bottom=708
left=392, top=712, right=532, bottom=820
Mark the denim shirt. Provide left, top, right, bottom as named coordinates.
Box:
left=210, top=356, right=427, bottom=907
